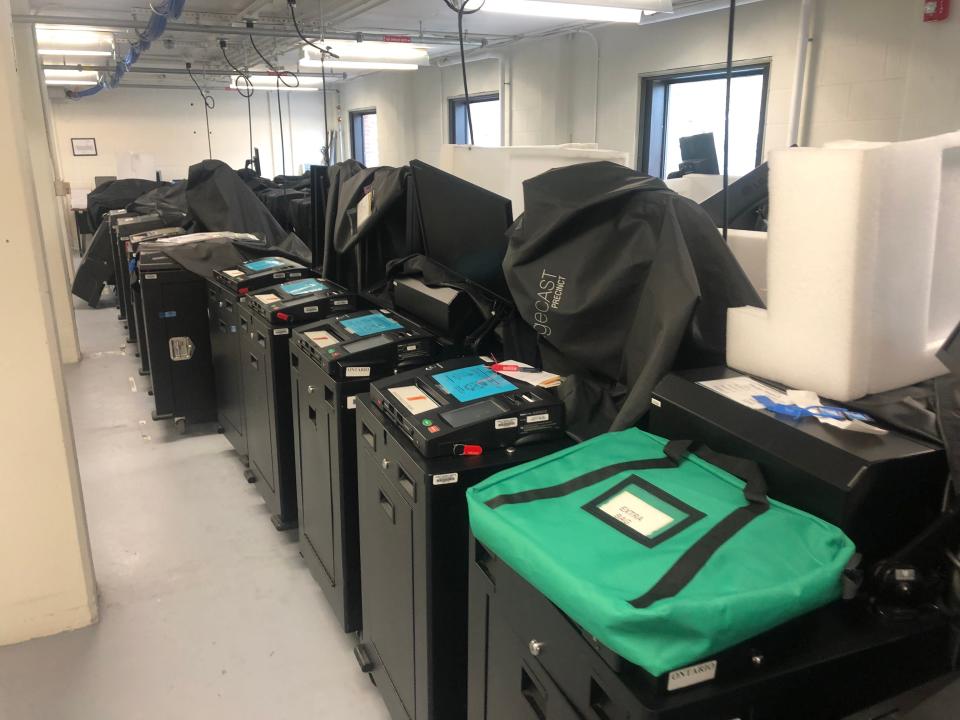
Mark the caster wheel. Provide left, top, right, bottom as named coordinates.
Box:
left=174, top=418, right=187, bottom=435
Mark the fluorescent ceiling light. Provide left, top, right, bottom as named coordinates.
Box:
left=46, top=79, right=99, bottom=86
left=231, top=75, right=337, bottom=92
left=300, top=58, right=419, bottom=71
left=231, top=83, right=321, bottom=92
left=480, top=0, right=671, bottom=22
left=38, top=48, right=113, bottom=57
left=313, top=39, right=430, bottom=62
left=45, top=69, right=100, bottom=79
left=36, top=27, right=113, bottom=45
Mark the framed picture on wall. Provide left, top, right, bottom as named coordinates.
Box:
left=71, top=138, right=98, bottom=157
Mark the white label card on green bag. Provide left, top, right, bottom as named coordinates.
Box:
left=599, top=491, right=674, bottom=538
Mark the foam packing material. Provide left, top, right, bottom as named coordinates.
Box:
left=727, top=131, right=960, bottom=402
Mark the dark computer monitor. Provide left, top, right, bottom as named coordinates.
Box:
left=679, top=133, right=720, bottom=175
left=409, top=160, right=514, bottom=303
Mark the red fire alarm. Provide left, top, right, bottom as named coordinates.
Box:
left=924, top=0, right=950, bottom=21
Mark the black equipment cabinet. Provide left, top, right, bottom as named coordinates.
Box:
left=467, top=535, right=953, bottom=720
left=289, top=310, right=450, bottom=633
left=648, top=369, right=947, bottom=561
left=106, top=210, right=130, bottom=316
left=208, top=282, right=248, bottom=459
left=353, top=395, right=569, bottom=720
left=112, top=213, right=164, bottom=335
left=139, top=248, right=218, bottom=432
left=128, top=228, right=185, bottom=376
left=242, top=281, right=354, bottom=530
left=208, top=257, right=315, bottom=462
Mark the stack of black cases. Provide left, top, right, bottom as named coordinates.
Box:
left=466, top=534, right=951, bottom=720
left=112, top=213, right=165, bottom=338
left=209, top=257, right=316, bottom=463
left=289, top=309, right=454, bottom=633
left=138, top=243, right=217, bottom=432
left=241, top=278, right=354, bottom=530
left=353, top=359, right=568, bottom=720
left=128, top=227, right=185, bottom=375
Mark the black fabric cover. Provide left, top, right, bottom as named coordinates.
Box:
left=237, top=169, right=278, bottom=193
left=87, top=179, right=159, bottom=225
left=290, top=198, right=313, bottom=245
left=274, top=173, right=311, bottom=190
left=504, top=162, right=762, bottom=439
left=126, top=182, right=189, bottom=227
left=325, top=165, right=419, bottom=293
left=258, top=188, right=309, bottom=231
left=184, top=159, right=310, bottom=262
left=155, top=237, right=249, bottom=281
left=71, top=219, right=115, bottom=307
left=322, top=160, right=366, bottom=275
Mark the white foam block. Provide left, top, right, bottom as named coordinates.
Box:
left=438, top=144, right=630, bottom=215
left=727, top=131, right=960, bottom=401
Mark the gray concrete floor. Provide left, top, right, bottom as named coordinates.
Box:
left=0, top=290, right=391, bottom=720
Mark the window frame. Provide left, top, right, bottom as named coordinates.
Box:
left=448, top=92, right=502, bottom=146
left=638, top=61, right=771, bottom=178
left=350, top=108, right=378, bottom=166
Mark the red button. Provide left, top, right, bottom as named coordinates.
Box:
left=459, top=444, right=483, bottom=456
left=277, top=312, right=290, bottom=321
left=239, top=288, right=250, bottom=296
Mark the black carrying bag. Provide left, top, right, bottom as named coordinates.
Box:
left=504, top=162, right=762, bottom=439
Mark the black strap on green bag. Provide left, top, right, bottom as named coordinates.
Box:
left=484, top=439, right=771, bottom=609
left=630, top=441, right=770, bottom=608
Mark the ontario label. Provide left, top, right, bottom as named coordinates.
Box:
left=667, top=660, right=718, bottom=691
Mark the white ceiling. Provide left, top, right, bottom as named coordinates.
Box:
left=27, top=0, right=662, bottom=86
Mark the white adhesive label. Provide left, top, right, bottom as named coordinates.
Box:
left=144, top=273, right=158, bottom=280
left=255, top=293, right=282, bottom=305
left=223, top=269, right=244, bottom=278
left=667, top=660, right=718, bottom=692
left=432, top=473, right=459, bottom=486
left=273, top=328, right=290, bottom=336
left=495, top=418, right=519, bottom=430
left=651, top=398, right=663, bottom=408
left=346, top=366, right=371, bottom=378
left=599, top=491, right=674, bottom=538
left=525, top=413, right=550, bottom=424
left=273, top=272, right=285, bottom=279
left=357, top=191, right=374, bottom=228
left=304, top=306, right=319, bottom=314
left=334, top=299, right=349, bottom=306
left=697, top=376, right=789, bottom=411
left=347, top=396, right=357, bottom=410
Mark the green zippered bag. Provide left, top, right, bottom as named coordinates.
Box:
left=466, top=428, right=856, bottom=678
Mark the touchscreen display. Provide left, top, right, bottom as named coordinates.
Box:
left=281, top=278, right=328, bottom=296
left=243, top=258, right=286, bottom=272
left=341, top=313, right=404, bottom=338
left=433, top=365, right=517, bottom=403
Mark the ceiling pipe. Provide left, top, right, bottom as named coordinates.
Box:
left=42, top=63, right=346, bottom=79
left=15, top=14, right=487, bottom=47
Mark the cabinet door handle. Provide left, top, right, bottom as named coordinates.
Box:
left=249, top=354, right=259, bottom=370
left=379, top=490, right=395, bottom=524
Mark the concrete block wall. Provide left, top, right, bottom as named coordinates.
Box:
left=335, top=0, right=960, bottom=170
left=50, top=88, right=329, bottom=192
